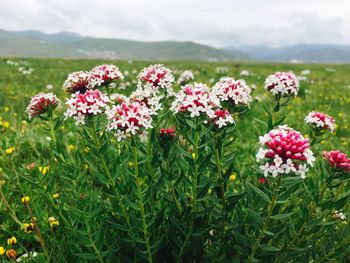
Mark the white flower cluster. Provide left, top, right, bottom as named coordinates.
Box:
left=64, top=90, right=109, bottom=125
left=177, top=70, right=194, bottom=84
left=305, top=111, right=335, bottom=133
left=170, top=83, right=220, bottom=118
left=106, top=102, right=153, bottom=141
left=137, top=64, right=175, bottom=96
left=256, top=125, right=315, bottom=179
left=212, top=77, right=252, bottom=106
left=264, top=72, right=299, bottom=97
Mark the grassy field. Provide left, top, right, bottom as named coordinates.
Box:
left=0, top=58, right=349, bottom=262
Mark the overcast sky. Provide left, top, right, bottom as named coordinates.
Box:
left=1, top=0, right=349, bottom=47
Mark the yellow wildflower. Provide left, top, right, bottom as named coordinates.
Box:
left=7, top=236, right=17, bottom=245
left=5, top=147, right=15, bottom=155
left=229, top=173, right=237, bottom=182
left=52, top=193, right=60, bottom=199
left=0, top=246, right=5, bottom=255
left=48, top=217, right=59, bottom=229
left=21, top=196, right=30, bottom=205
left=192, top=152, right=196, bottom=159
left=21, top=223, right=35, bottom=233
left=38, top=166, right=49, bottom=175
left=3, top=121, right=10, bottom=129
left=4, top=107, right=9, bottom=112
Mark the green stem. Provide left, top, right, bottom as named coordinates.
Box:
left=89, top=122, right=137, bottom=257
left=275, top=182, right=328, bottom=263
left=147, top=135, right=155, bottom=202
left=249, top=177, right=281, bottom=262
left=214, top=137, right=226, bottom=237
left=85, top=216, right=104, bottom=263
left=178, top=129, right=200, bottom=260
left=133, top=144, right=153, bottom=263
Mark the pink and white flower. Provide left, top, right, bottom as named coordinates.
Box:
left=211, top=109, right=235, bottom=128
left=64, top=90, right=109, bottom=125
left=89, top=64, right=124, bottom=89
left=323, top=150, right=350, bottom=173
left=212, top=77, right=252, bottom=106
left=170, top=83, right=220, bottom=119
left=264, top=72, right=299, bottom=97
left=63, top=71, right=91, bottom=93
left=256, top=125, right=315, bottom=178
left=305, top=111, right=335, bottom=133
left=26, top=92, right=61, bottom=119
left=177, top=70, right=194, bottom=84
left=130, top=88, right=163, bottom=115
left=137, top=64, right=175, bottom=96
left=106, top=102, right=153, bottom=141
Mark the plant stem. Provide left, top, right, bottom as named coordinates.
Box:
left=249, top=177, right=281, bottom=262
left=25, top=203, right=49, bottom=260
left=0, top=186, right=22, bottom=226
left=89, top=122, right=137, bottom=257
left=85, top=216, right=104, bottom=263
left=178, top=128, right=200, bottom=260
left=275, top=182, right=328, bottom=262
left=133, top=144, right=153, bottom=263
left=214, top=136, right=226, bottom=237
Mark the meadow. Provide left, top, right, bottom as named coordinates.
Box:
left=0, top=58, right=349, bottom=262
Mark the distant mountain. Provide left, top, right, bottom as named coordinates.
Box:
left=226, top=44, right=350, bottom=63
left=0, top=29, right=245, bottom=62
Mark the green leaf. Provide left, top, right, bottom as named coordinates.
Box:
left=246, top=182, right=271, bottom=204
left=271, top=212, right=294, bottom=220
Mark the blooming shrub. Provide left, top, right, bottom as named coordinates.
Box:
left=1, top=62, right=349, bottom=263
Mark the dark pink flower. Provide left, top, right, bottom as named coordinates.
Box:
left=323, top=150, right=350, bottom=173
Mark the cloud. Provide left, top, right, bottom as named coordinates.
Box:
left=0, top=0, right=349, bottom=47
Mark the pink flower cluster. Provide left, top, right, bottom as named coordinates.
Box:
left=106, top=102, right=153, bottom=141
left=26, top=92, right=61, bottom=119
left=89, top=64, right=124, bottom=89
left=137, top=64, right=175, bottom=96
left=64, top=90, right=109, bottom=125
left=63, top=65, right=123, bottom=93
left=305, top=111, right=335, bottom=133
left=323, top=151, right=350, bottom=173
left=256, top=125, right=315, bottom=178
left=212, top=77, right=252, bottom=106
left=264, top=72, right=299, bottom=97
left=170, top=83, right=220, bottom=119
left=211, top=109, right=235, bottom=128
